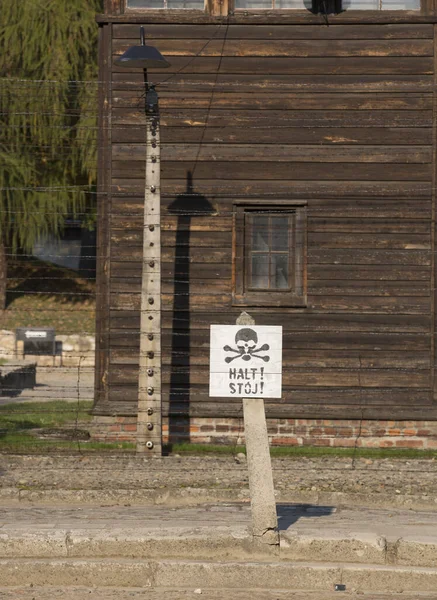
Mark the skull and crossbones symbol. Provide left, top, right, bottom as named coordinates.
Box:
left=223, top=328, right=270, bottom=363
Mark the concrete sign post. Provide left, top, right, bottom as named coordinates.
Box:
left=242, top=397, right=279, bottom=546
left=210, top=317, right=281, bottom=547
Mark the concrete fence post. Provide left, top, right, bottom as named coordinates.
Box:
left=16, top=340, right=24, bottom=360
left=236, top=312, right=279, bottom=547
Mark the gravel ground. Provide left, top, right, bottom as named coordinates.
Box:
left=1, top=454, right=436, bottom=508
left=0, top=589, right=436, bottom=600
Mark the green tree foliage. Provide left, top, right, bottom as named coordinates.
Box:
left=0, top=0, right=103, bottom=307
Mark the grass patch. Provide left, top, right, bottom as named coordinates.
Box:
left=1, top=402, right=436, bottom=459
left=0, top=400, right=136, bottom=453
left=0, top=400, right=101, bottom=453
left=0, top=400, right=93, bottom=432
left=166, top=442, right=437, bottom=460
left=3, top=256, right=95, bottom=334
left=0, top=434, right=135, bottom=454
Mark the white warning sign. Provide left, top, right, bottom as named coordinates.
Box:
left=209, top=325, right=282, bottom=398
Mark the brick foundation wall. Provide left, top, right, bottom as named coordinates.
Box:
left=91, top=416, right=437, bottom=449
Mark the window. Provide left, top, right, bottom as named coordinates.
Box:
left=235, top=0, right=419, bottom=8
left=127, top=0, right=420, bottom=8
left=342, top=0, right=420, bottom=7
left=127, top=0, right=204, bottom=7
left=235, top=0, right=304, bottom=6
left=233, top=204, right=307, bottom=307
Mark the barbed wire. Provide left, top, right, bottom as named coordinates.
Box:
left=2, top=74, right=435, bottom=84
left=1, top=189, right=435, bottom=197
left=3, top=115, right=434, bottom=126
left=2, top=77, right=437, bottom=452
left=2, top=39, right=437, bottom=453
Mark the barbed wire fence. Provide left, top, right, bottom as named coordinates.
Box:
left=1, top=72, right=436, bottom=465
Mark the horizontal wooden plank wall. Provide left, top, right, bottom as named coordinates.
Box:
left=96, top=20, right=437, bottom=421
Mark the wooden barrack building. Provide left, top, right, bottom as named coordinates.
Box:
left=93, top=0, right=437, bottom=449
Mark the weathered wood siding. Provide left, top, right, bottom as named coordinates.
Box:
left=95, top=19, right=437, bottom=420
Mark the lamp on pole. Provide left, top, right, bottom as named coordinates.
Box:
left=114, top=28, right=170, bottom=455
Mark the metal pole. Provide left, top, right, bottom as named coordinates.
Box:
left=136, top=79, right=162, bottom=455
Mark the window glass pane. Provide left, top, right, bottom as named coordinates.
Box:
left=276, top=0, right=306, bottom=6
left=343, top=0, right=419, bottom=7
left=342, top=0, right=378, bottom=7
left=235, top=0, right=309, bottom=6
left=128, top=0, right=164, bottom=5
left=251, top=216, right=269, bottom=251
left=381, top=0, right=419, bottom=6
left=168, top=0, right=204, bottom=6
left=236, top=206, right=306, bottom=304
left=271, top=217, right=289, bottom=252
left=127, top=0, right=204, bottom=7
left=271, top=255, right=289, bottom=289
left=234, top=0, right=419, bottom=9
left=251, top=255, right=269, bottom=289
left=235, top=0, right=272, bottom=8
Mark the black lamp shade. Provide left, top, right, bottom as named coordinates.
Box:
left=114, top=44, right=171, bottom=69
left=312, top=0, right=342, bottom=12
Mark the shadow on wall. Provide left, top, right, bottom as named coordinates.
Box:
left=167, top=172, right=216, bottom=442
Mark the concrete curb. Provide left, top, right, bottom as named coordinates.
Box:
left=1, top=528, right=437, bottom=568
left=1, top=487, right=437, bottom=511
left=2, top=558, right=437, bottom=592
